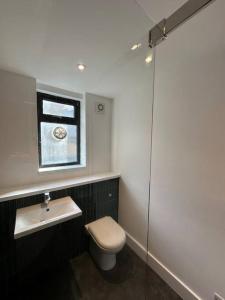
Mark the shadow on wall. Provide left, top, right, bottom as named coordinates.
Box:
left=118, top=177, right=149, bottom=251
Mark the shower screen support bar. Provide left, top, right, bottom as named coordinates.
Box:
left=149, top=0, right=215, bottom=48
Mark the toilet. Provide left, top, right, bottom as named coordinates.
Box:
left=85, top=216, right=126, bottom=271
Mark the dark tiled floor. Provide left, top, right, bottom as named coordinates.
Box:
left=13, top=246, right=182, bottom=300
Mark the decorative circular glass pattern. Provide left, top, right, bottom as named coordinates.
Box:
left=52, top=126, right=67, bottom=140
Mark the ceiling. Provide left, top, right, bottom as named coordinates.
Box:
left=0, top=0, right=189, bottom=96
left=0, top=0, right=188, bottom=96
left=136, top=0, right=187, bottom=23
left=0, top=0, right=151, bottom=94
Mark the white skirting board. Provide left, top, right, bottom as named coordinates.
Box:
left=125, top=231, right=202, bottom=300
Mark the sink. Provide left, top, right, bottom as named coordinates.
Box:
left=14, top=196, right=82, bottom=239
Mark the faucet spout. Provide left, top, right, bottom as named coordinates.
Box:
left=42, top=192, right=51, bottom=210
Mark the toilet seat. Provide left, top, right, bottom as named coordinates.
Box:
left=85, top=216, right=126, bottom=253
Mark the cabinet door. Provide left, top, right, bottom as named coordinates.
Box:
left=93, top=179, right=119, bottom=221
left=15, top=224, right=63, bottom=279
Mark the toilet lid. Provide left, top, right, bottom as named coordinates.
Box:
left=86, top=216, right=126, bottom=252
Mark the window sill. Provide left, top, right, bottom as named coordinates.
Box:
left=38, top=164, right=86, bottom=173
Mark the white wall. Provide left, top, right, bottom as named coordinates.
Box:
left=150, top=1, right=225, bottom=299
left=112, top=49, right=154, bottom=250
left=86, top=93, right=112, bottom=174
left=0, top=69, right=112, bottom=189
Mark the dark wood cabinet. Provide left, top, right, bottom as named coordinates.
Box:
left=0, top=178, right=119, bottom=298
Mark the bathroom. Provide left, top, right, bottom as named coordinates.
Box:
left=0, top=1, right=224, bottom=299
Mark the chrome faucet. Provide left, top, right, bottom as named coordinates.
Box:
left=42, top=192, right=51, bottom=211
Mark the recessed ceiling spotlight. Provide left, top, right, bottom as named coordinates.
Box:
left=131, top=43, right=142, bottom=50
left=145, top=54, right=153, bottom=64
left=77, top=64, right=86, bottom=71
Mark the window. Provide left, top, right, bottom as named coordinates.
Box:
left=37, top=92, right=80, bottom=169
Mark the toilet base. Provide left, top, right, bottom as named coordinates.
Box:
left=90, top=239, right=116, bottom=271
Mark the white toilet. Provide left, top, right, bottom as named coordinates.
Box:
left=85, top=216, right=126, bottom=271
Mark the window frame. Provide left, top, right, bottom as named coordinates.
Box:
left=37, top=92, right=81, bottom=169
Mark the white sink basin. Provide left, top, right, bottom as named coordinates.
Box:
left=14, top=196, right=82, bottom=239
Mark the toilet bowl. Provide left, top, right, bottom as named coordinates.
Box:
left=85, top=216, right=126, bottom=271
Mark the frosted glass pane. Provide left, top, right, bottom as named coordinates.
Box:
left=43, top=100, right=74, bottom=118
left=41, top=122, right=77, bottom=165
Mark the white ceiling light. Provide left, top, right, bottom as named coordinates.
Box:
left=77, top=64, right=86, bottom=71
left=145, top=54, right=153, bottom=64
left=131, top=43, right=142, bottom=50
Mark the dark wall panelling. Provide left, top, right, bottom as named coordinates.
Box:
left=94, top=178, right=119, bottom=221
left=0, top=178, right=119, bottom=299
left=0, top=200, right=17, bottom=299
left=15, top=193, right=45, bottom=209
left=69, top=184, right=95, bottom=254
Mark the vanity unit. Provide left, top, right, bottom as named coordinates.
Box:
left=0, top=173, right=120, bottom=298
